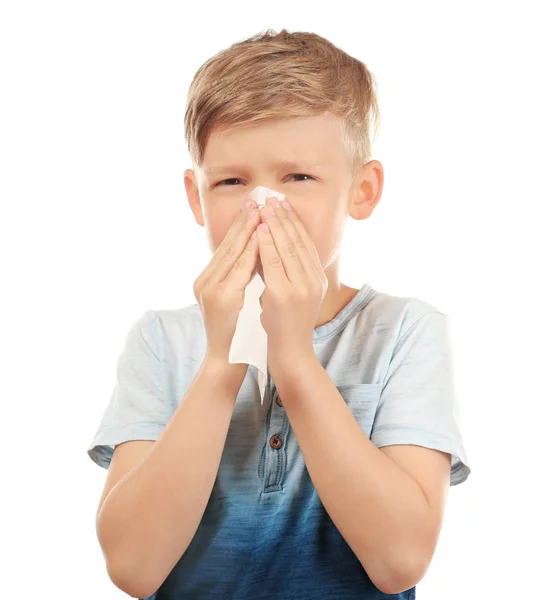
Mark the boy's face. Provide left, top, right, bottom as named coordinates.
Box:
left=184, top=111, right=383, bottom=281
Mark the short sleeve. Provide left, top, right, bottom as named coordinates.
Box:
left=371, top=311, right=471, bottom=486
left=87, top=309, right=168, bottom=470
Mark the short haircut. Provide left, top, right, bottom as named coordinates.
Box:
left=184, top=29, right=381, bottom=179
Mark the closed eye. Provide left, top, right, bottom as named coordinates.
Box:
left=216, top=174, right=314, bottom=186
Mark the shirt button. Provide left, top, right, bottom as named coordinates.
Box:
left=269, top=434, right=283, bottom=450
left=275, top=395, right=283, bottom=407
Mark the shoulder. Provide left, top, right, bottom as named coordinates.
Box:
left=149, top=302, right=207, bottom=363
left=361, top=287, right=448, bottom=341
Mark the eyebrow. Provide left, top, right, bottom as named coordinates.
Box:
left=205, top=160, right=324, bottom=175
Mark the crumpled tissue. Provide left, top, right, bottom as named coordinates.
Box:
left=228, top=186, right=285, bottom=404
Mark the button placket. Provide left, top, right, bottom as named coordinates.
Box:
left=261, top=381, right=289, bottom=493
left=270, top=389, right=284, bottom=448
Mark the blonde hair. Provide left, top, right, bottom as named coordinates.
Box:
left=184, top=29, right=381, bottom=180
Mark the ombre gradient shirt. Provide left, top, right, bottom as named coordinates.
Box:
left=87, top=283, right=471, bottom=599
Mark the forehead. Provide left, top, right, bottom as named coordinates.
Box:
left=203, top=114, right=346, bottom=174
left=204, top=159, right=326, bottom=175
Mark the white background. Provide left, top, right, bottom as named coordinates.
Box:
left=2, top=1, right=558, bottom=598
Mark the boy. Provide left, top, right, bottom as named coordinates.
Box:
left=87, top=29, right=470, bottom=599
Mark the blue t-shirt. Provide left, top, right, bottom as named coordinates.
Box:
left=88, top=283, right=471, bottom=599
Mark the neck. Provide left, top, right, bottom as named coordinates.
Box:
left=255, top=258, right=359, bottom=331
left=314, top=261, right=359, bottom=329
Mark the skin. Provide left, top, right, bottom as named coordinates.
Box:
left=179, top=113, right=450, bottom=594
left=183, top=110, right=384, bottom=329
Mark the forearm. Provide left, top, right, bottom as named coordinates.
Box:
left=96, top=356, right=245, bottom=594
left=272, top=356, right=431, bottom=593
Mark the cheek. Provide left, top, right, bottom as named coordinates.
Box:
left=299, top=210, right=344, bottom=264
left=205, top=211, right=237, bottom=253
left=302, top=212, right=339, bottom=246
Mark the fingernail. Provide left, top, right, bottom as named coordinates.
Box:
left=251, top=231, right=257, bottom=239
left=270, top=197, right=281, bottom=208
left=282, top=200, right=292, bottom=211
left=247, top=208, right=257, bottom=218
left=258, top=223, right=270, bottom=234
left=243, top=200, right=253, bottom=210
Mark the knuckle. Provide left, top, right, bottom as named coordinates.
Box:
left=287, top=292, right=299, bottom=305
left=213, top=287, right=231, bottom=308
left=296, top=288, right=309, bottom=302
left=274, top=290, right=289, bottom=305
left=197, top=285, right=209, bottom=302
left=295, top=235, right=305, bottom=248
left=220, top=288, right=235, bottom=304
left=267, top=255, right=283, bottom=269
left=193, top=277, right=206, bottom=297
left=222, top=243, right=234, bottom=260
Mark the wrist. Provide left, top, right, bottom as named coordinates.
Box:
left=269, top=348, right=319, bottom=380
left=202, top=353, right=248, bottom=387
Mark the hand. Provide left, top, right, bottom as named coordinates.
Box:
left=193, top=198, right=261, bottom=364
left=256, top=196, right=328, bottom=369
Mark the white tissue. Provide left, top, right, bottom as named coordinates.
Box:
left=228, top=186, right=285, bottom=404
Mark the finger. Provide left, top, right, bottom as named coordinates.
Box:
left=256, top=218, right=287, bottom=288
left=278, top=199, right=325, bottom=279
left=225, top=229, right=260, bottom=290
left=270, top=197, right=318, bottom=280
left=259, top=199, right=305, bottom=284
left=209, top=199, right=261, bottom=282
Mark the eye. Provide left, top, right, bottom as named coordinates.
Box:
left=216, top=174, right=314, bottom=186
left=217, top=178, right=242, bottom=186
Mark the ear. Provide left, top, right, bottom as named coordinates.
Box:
left=348, top=160, right=384, bottom=221
left=184, top=168, right=205, bottom=227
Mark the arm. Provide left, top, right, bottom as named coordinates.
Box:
left=272, top=355, right=450, bottom=595
left=96, top=356, right=246, bottom=598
